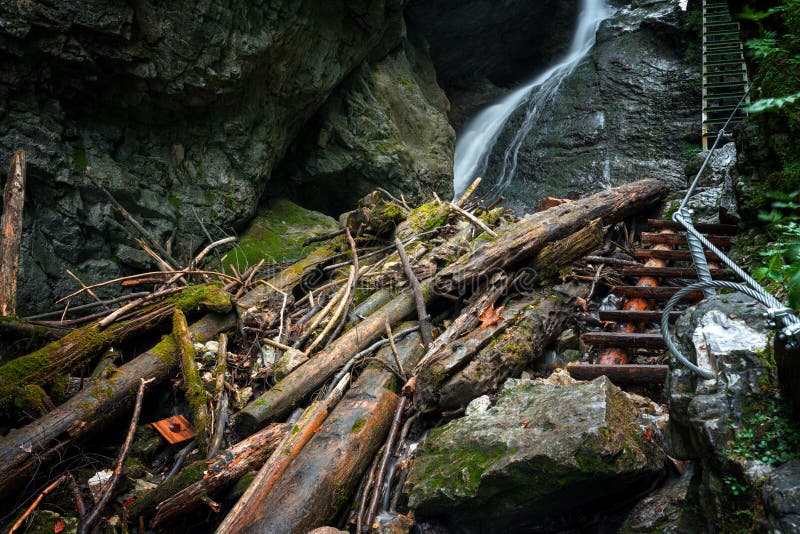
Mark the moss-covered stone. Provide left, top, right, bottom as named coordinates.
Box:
left=405, top=376, right=664, bottom=523
left=221, top=198, right=339, bottom=271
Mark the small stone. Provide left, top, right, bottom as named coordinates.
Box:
left=272, top=348, right=310, bottom=380
left=465, top=395, right=491, bottom=416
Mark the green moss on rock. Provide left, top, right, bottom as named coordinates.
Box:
left=222, top=198, right=339, bottom=270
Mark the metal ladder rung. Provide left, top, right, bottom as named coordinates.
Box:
left=704, top=92, right=748, bottom=99
left=705, top=59, right=745, bottom=66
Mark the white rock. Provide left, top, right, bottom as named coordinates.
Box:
left=465, top=395, right=491, bottom=416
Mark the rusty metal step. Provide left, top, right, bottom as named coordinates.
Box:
left=582, top=332, right=667, bottom=349
left=598, top=310, right=680, bottom=323
left=611, top=285, right=705, bottom=301
left=619, top=266, right=730, bottom=279
left=641, top=232, right=732, bottom=249
left=565, top=363, right=669, bottom=384
left=634, top=249, right=721, bottom=262
left=645, top=219, right=738, bottom=235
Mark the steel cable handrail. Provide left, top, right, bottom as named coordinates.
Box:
left=664, top=87, right=800, bottom=377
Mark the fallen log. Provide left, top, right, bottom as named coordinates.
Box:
left=0, top=150, right=26, bottom=317
left=235, top=282, right=434, bottom=434
left=223, top=330, right=424, bottom=533
left=216, top=374, right=351, bottom=532
left=0, top=284, right=231, bottom=411
left=174, top=309, right=211, bottom=451
left=420, top=288, right=574, bottom=412
left=0, top=311, right=236, bottom=498
left=434, top=178, right=669, bottom=294
left=127, top=422, right=288, bottom=523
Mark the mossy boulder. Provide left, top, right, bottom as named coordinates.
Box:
left=222, top=199, right=339, bottom=271
left=405, top=376, right=664, bottom=528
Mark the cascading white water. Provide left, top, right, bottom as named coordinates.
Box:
left=452, top=0, right=615, bottom=197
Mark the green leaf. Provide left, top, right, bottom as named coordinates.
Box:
left=745, top=92, right=800, bottom=113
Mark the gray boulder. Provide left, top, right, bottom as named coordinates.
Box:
left=664, top=294, right=800, bottom=532
left=405, top=375, right=664, bottom=529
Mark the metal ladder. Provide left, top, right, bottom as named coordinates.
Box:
left=702, top=0, right=750, bottom=149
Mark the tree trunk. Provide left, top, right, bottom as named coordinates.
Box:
left=225, top=330, right=424, bottom=533
left=0, top=284, right=231, bottom=411
left=0, top=312, right=237, bottom=498
left=434, top=178, right=669, bottom=294
left=0, top=150, right=26, bottom=317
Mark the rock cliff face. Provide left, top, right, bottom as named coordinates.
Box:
left=481, top=0, right=701, bottom=213
left=405, top=0, right=581, bottom=124
left=273, top=36, right=455, bottom=214
left=0, top=0, right=403, bottom=312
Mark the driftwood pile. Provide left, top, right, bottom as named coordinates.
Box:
left=0, top=153, right=669, bottom=534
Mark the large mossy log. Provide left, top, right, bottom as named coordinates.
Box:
left=225, top=330, right=424, bottom=533
left=432, top=288, right=574, bottom=412
left=235, top=283, right=434, bottom=434
left=434, top=178, right=669, bottom=294
left=0, top=285, right=231, bottom=411
left=0, top=311, right=236, bottom=498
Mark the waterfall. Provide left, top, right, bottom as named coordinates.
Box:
left=452, top=0, right=615, bottom=198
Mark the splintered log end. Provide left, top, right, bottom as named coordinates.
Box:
left=0, top=150, right=26, bottom=317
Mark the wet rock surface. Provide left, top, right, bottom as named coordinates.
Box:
left=405, top=375, right=665, bottom=531
left=679, top=142, right=739, bottom=224
left=274, top=38, right=455, bottom=214
left=0, top=0, right=403, bottom=312
left=405, top=0, right=580, bottom=124
left=619, top=467, right=692, bottom=534
left=483, top=0, right=700, bottom=213
left=664, top=294, right=800, bottom=532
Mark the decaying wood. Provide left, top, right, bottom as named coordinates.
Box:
left=395, top=236, right=433, bottom=348
left=174, top=309, right=211, bottom=452
left=77, top=377, right=153, bottom=534
left=207, top=333, right=228, bottom=458
left=235, top=282, right=434, bottom=434
left=0, top=284, right=231, bottom=411
left=0, top=311, right=236, bottom=498
left=0, top=150, right=26, bottom=317
left=225, top=331, right=424, bottom=533
left=419, top=288, right=574, bottom=412
left=129, top=422, right=288, bottom=525
left=216, top=374, right=351, bottom=533
left=0, top=317, right=67, bottom=343
left=434, top=179, right=669, bottom=294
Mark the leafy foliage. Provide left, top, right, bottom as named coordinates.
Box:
left=727, top=396, right=800, bottom=465
left=752, top=191, right=800, bottom=308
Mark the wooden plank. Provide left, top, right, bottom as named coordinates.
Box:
left=619, top=266, right=730, bottom=279
left=565, top=363, right=669, bottom=384
left=582, top=332, right=667, bottom=349
left=598, top=310, right=681, bottom=323
left=611, top=286, right=705, bottom=301
left=634, top=249, right=721, bottom=262
left=641, top=232, right=732, bottom=249
left=645, top=219, right=738, bottom=235
left=150, top=415, right=195, bottom=445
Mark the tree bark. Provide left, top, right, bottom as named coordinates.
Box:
left=434, top=178, right=669, bottom=294
left=0, top=150, right=26, bottom=317
left=422, top=288, right=574, bottom=412
left=0, top=311, right=237, bottom=498
left=126, top=423, right=288, bottom=524
left=0, top=284, right=231, bottom=411
left=225, top=330, right=424, bottom=533
left=234, top=283, right=434, bottom=434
